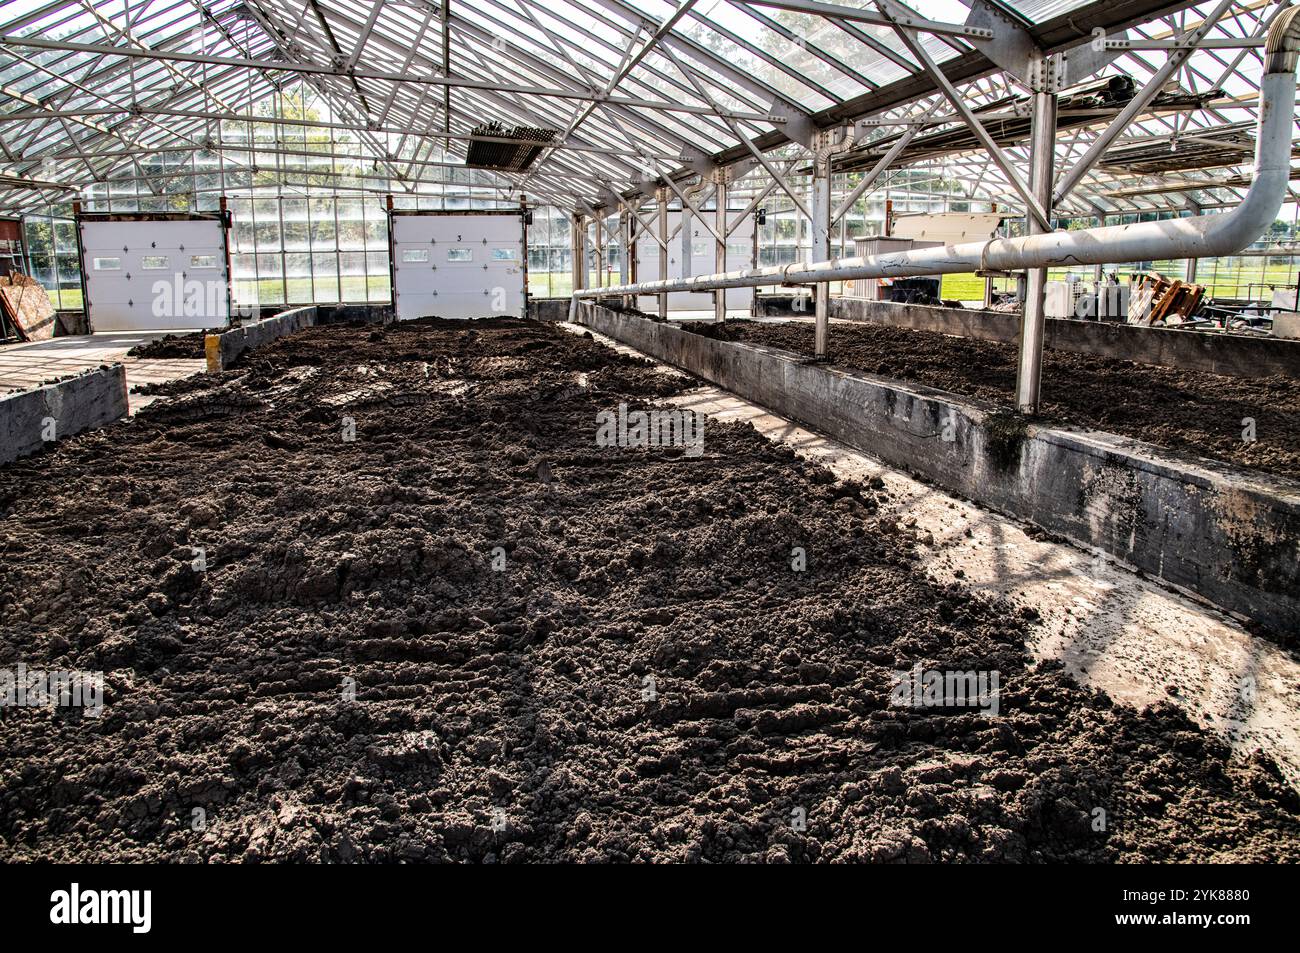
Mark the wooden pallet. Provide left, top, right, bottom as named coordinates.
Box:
left=1128, top=273, right=1205, bottom=325
left=0, top=273, right=57, bottom=341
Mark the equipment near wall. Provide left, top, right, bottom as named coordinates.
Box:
left=890, top=214, right=1002, bottom=244
left=1273, top=290, right=1300, bottom=338
left=1045, top=280, right=1130, bottom=321
left=849, top=237, right=940, bottom=299
left=1045, top=280, right=1087, bottom=320
left=1128, top=273, right=1206, bottom=325
left=0, top=217, right=29, bottom=341
left=0, top=217, right=27, bottom=278
left=1082, top=284, right=1130, bottom=321
left=884, top=277, right=942, bottom=305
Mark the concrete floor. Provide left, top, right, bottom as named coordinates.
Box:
left=0, top=331, right=206, bottom=414
left=564, top=321, right=1300, bottom=788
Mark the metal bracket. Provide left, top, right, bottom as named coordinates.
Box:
left=964, top=0, right=1125, bottom=92
left=962, top=0, right=1040, bottom=89
left=1055, top=32, right=1126, bottom=89
left=771, top=95, right=817, bottom=149
left=597, top=183, right=625, bottom=209
left=677, top=150, right=712, bottom=178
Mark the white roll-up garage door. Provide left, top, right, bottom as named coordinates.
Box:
left=79, top=214, right=231, bottom=332
left=390, top=210, right=527, bottom=320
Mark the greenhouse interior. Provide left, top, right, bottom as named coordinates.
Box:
left=0, top=0, right=1299, bottom=883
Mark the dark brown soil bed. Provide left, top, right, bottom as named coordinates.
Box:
left=128, top=331, right=209, bottom=359
left=1, top=318, right=1296, bottom=863
left=691, top=320, right=1300, bottom=481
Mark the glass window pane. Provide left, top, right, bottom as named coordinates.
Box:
left=312, top=252, right=339, bottom=301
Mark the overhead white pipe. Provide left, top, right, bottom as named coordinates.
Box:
left=572, top=8, right=1300, bottom=313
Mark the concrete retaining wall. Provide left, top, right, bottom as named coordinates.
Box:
left=754, top=294, right=1300, bottom=379
left=1, top=364, right=128, bottom=465
left=316, top=303, right=392, bottom=325
left=529, top=298, right=571, bottom=322
left=206, top=306, right=317, bottom=372
left=578, top=302, right=1300, bottom=633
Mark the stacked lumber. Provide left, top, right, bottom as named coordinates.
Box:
left=0, top=273, right=57, bottom=341
left=1127, top=272, right=1205, bottom=326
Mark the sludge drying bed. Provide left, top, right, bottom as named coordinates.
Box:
left=1, top=318, right=1297, bottom=862
left=690, top=319, right=1300, bottom=481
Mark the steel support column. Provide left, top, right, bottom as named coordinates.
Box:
left=657, top=187, right=669, bottom=321
left=811, top=143, right=833, bottom=357
left=619, top=209, right=631, bottom=308
left=681, top=199, right=694, bottom=283
left=572, top=212, right=587, bottom=292
left=984, top=202, right=998, bottom=308
left=627, top=220, right=637, bottom=309
left=714, top=168, right=728, bottom=322
left=1184, top=201, right=1201, bottom=285
left=1015, top=87, right=1057, bottom=415
left=1093, top=211, right=1105, bottom=285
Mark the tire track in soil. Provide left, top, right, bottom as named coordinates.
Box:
left=0, top=317, right=1297, bottom=863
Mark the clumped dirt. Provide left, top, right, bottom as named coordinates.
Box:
left=1, top=317, right=1297, bottom=863
left=693, top=320, right=1300, bottom=481
left=128, top=331, right=209, bottom=360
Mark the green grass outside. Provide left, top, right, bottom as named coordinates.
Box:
left=49, top=288, right=83, bottom=311
left=231, top=274, right=391, bottom=306
left=529, top=273, right=574, bottom=297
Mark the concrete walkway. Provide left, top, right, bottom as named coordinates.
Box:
left=0, top=331, right=205, bottom=414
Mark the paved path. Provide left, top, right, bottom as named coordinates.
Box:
left=0, top=331, right=205, bottom=413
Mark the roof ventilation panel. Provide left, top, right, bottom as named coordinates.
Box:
left=465, top=121, right=558, bottom=172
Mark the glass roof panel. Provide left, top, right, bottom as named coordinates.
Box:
left=0, top=0, right=1295, bottom=217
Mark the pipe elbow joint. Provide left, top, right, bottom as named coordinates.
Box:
left=1265, top=5, right=1300, bottom=74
